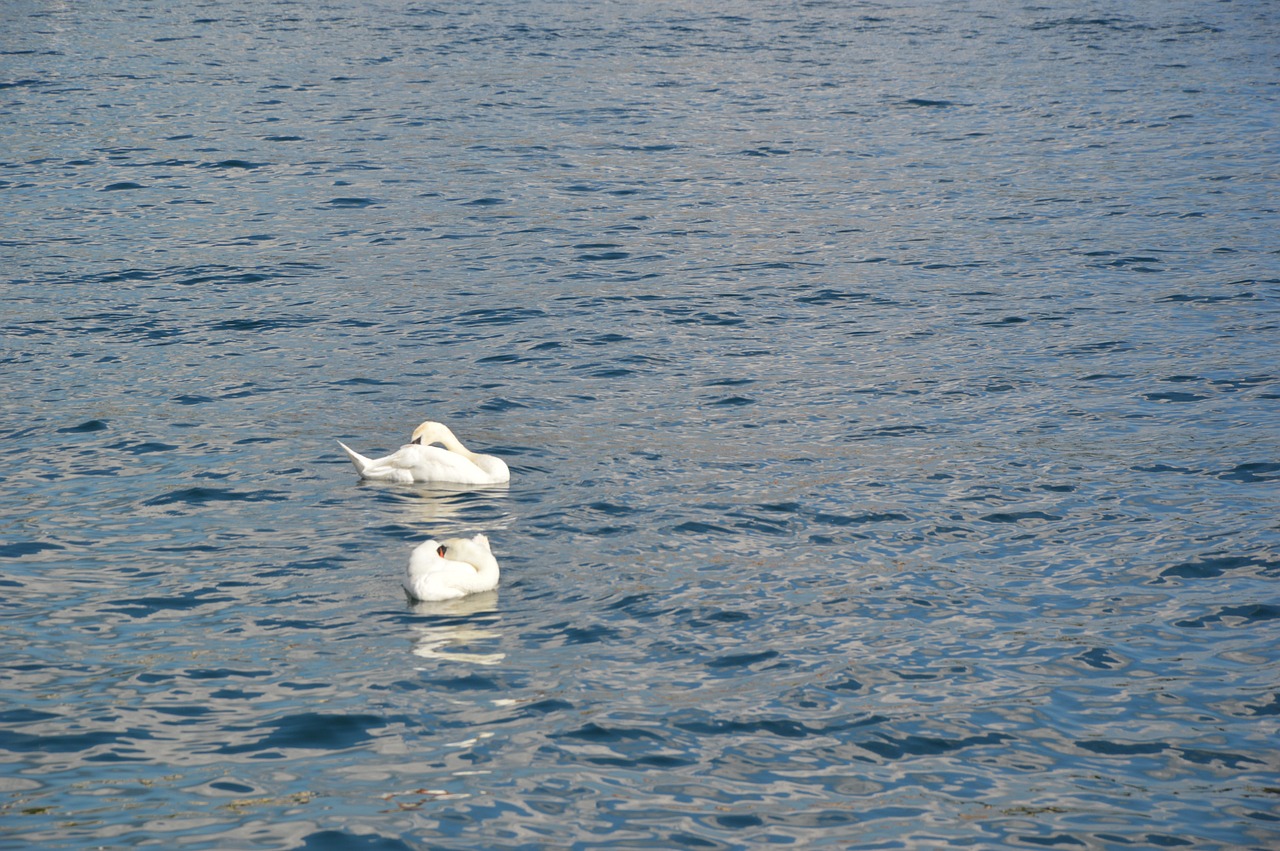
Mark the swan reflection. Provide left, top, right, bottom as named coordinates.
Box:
left=390, top=483, right=512, bottom=529
left=408, top=591, right=505, bottom=665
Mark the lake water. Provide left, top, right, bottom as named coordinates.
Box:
left=3, top=1, right=1279, bottom=848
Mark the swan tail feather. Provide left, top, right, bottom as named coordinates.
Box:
left=337, top=441, right=373, bottom=477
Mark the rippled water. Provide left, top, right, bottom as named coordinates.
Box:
left=4, top=1, right=1279, bottom=848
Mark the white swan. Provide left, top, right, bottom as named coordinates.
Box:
left=403, top=534, right=500, bottom=602
left=337, top=421, right=510, bottom=485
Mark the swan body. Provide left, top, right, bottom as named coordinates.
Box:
left=338, top=421, right=510, bottom=485
left=403, top=534, right=500, bottom=602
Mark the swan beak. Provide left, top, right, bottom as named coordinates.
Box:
left=436, top=545, right=447, bottom=557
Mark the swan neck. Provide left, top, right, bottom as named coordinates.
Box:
left=441, top=436, right=471, bottom=455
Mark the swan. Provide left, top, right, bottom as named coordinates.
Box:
left=403, top=534, right=500, bottom=602
left=337, top=421, right=510, bottom=485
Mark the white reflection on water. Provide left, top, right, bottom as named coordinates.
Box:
left=408, top=591, right=506, bottom=665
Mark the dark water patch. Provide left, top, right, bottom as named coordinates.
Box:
left=0, top=727, right=150, bottom=754
left=518, top=698, right=575, bottom=717
left=1017, top=834, right=1087, bottom=848
left=981, top=511, right=1063, bottom=523
left=331, top=377, right=398, bottom=386
left=539, top=622, right=623, bottom=645
left=576, top=249, right=630, bottom=261
left=174, top=269, right=274, bottom=287
left=898, top=97, right=954, bottom=108
left=479, top=397, right=530, bottom=412
left=589, top=502, right=637, bottom=517
left=1076, top=739, right=1166, bottom=756
left=1063, top=340, right=1132, bottom=355
left=258, top=557, right=356, bottom=578
left=149, top=543, right=220, bottom=553
left=795, top=287, right=880, bottom=306
left=299, top=830, right=415, bottom=851
left=409, top=672, right=505, bottom=692
left=153, top=705, right=214, bottom=719
left=573, top=366, right=635, bottom=379
left=1074, top=647, right=1125, bottom=670
left=1175, top=604, right=1280, bottom=629
left=118, top=441, right=180, bottom=454
left=725, top=509, right=791, bottom=535
left=57, top=419, right=109, bottom=433
left=0, top=708, right=60, bottom=724
left=1242, top=694, right=1280, bottom=717
left=208, top=780, right=257, bottom=795
left=857, top=424, right=929, bottom=439
left=1132, top=463, right=1201, bottom=476
left=1159, top=291, right=1256, bottom=304
left=209, top=316, right=316, bottom=332
left=1143, top=391, right=1208, bottom=403
left=103, top=588, right=235, bottom=619
left=708, top=395, right=755, bottom=407
left=1176, top=747, right=1265, bottom=770
left=707, top=649, right=782, bottom=669
left=215, top=712, right=393, bottom=755
left=185, top=668, right=273, bottom=680
left=1210, top=374, right=1274, bottom=391
left=324, top=197, right=378, bottom=208
left=1158, top=554, right=1278, bottom=581
left=674, top=712, right=883, bottom=739
left=1216, top=462, right=1280, bottom=483
left=199, top=159, right=266, bottom=170
left=863, top=731, right=1012, bottom=760
left=0, top=541, right=65, bottom=559
left=477, top=353, right=536, bottom=364
left=451, top=307, right=547, bottom=326
left=605, top=593, right=677, bottom=620
left=255, top=616, right=350, bottom=631
left=670, top=311, right=746, bottom=327
left=686, top=608, right=752, bottom=627
left=671, top=521, right=734, bottom=535
left=814, top=511, right=911, bottom=527
left=143, top=487, right=291, bottom=507
left=101, top=181, right=143, bottom=191
left=825, top=676, right=867, bottom=693
left=556, top=722, right=664, bottom=743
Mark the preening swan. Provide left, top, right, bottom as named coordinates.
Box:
left=337, top=420, right=510, bottom=485
left=403, top=534, right=500, bottom=602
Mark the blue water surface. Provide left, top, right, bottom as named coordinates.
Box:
left=3, top=1, right=1279, bottom=848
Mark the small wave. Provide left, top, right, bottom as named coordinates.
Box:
left=143, top=487, right=290, bottom=506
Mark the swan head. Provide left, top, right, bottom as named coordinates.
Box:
left=435, top=533, right=491, bottom=562
left=415, top=538, right=444, bottom=559
left=410, top=420, right=456, bottom=447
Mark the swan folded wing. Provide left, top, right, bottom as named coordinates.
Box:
left=356, top=461, right=417, bottom=483
left=391, top=444, right=498, bottom=485
left=405, top=557, right=486, bottom=601
left=404, top=574, right=469, bottom=601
